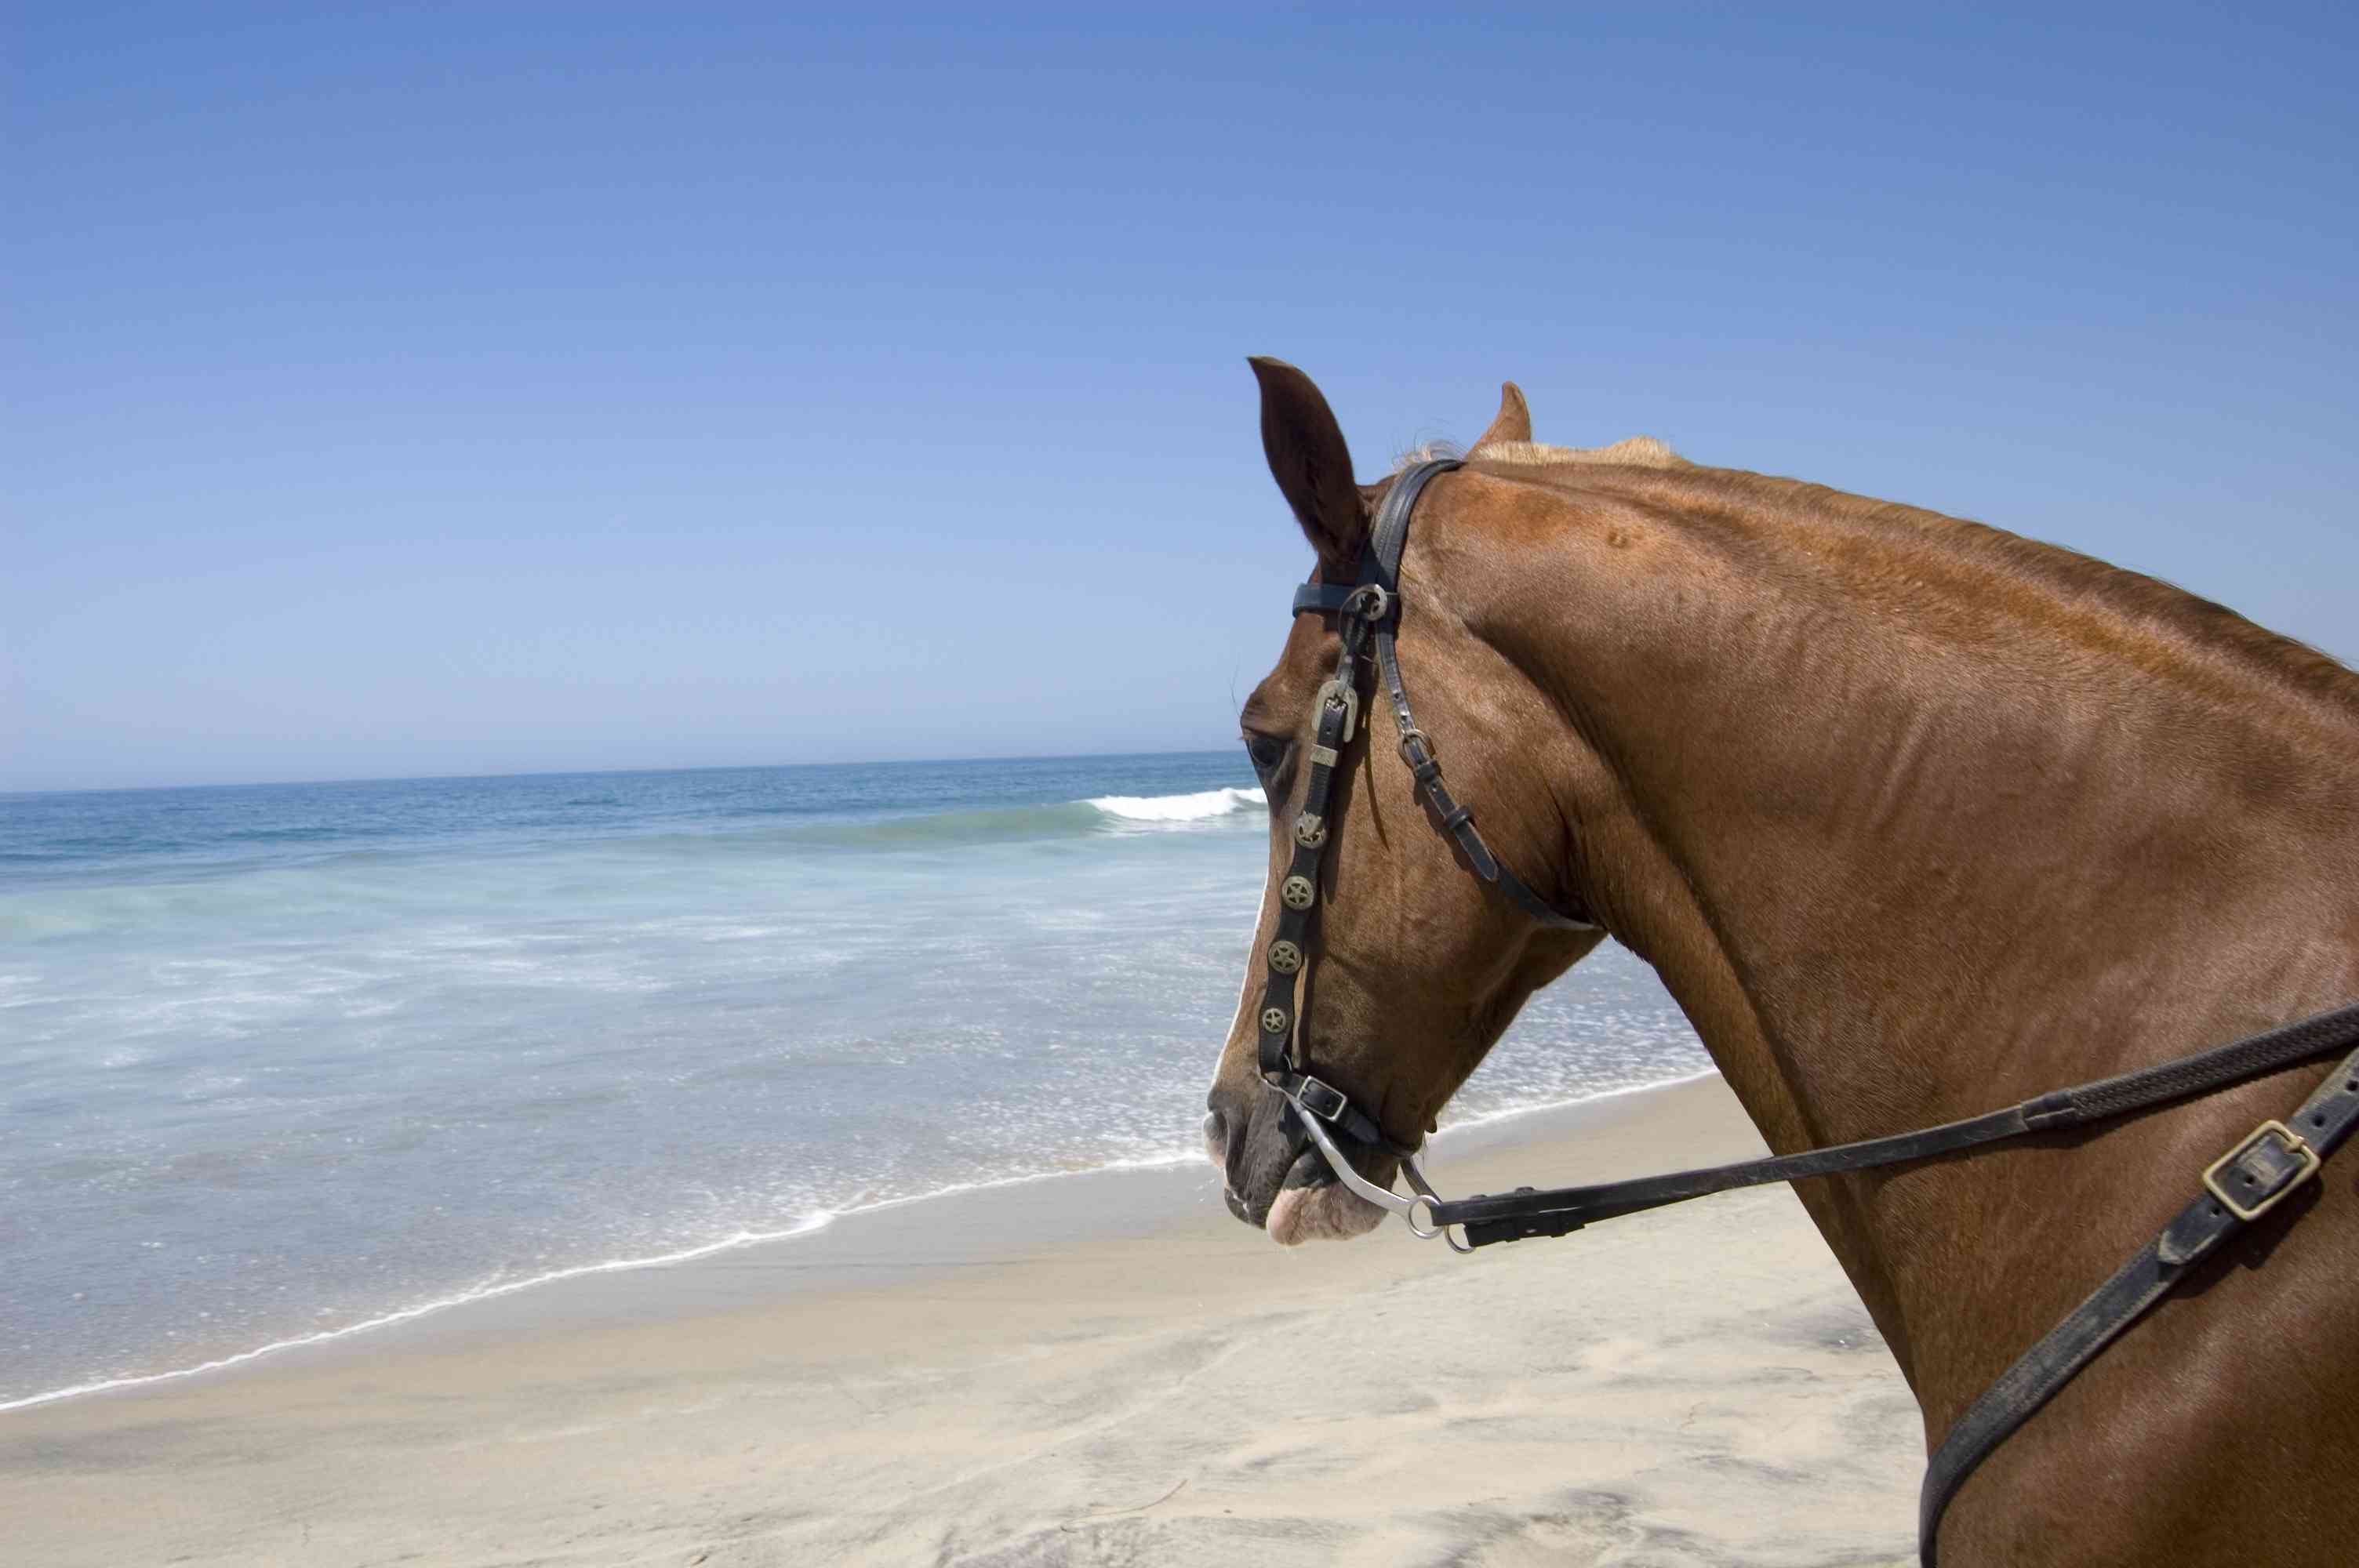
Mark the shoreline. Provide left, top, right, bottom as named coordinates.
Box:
left=2, top=1071, right=1921, bottom=1567
left=1, top=1069, right=1718, bottom=1417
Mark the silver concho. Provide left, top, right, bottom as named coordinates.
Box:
left=1260, top=1006, right=1290, bottom=1035
left=1267, top=939, right=1303, bottom=974
left=1280, top=875, right=1316, bottom=910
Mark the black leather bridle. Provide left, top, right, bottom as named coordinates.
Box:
left=1259, top=457, right=2359, bottom=1564
left=1252, top=459, right=1600, bottom=1243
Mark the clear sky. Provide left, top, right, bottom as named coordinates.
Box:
left=9, top=4, right=2354, bottom=792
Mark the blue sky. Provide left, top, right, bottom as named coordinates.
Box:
left=9, top=4, right=2354, bottom=792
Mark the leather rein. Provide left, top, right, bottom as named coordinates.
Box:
left=1259, top=457, right=2359, bottom=1564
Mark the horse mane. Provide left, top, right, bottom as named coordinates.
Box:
left=1452, top=446, right=2359, bottom=714
left=1398, top=436, right=1688, bottom=470
left=1477, top=437, right=1689, bottom=470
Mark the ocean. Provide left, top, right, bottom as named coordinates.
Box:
left=0, top=753, right=1708, bottom=1410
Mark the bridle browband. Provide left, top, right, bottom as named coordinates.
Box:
left=1259, top=457, right=2359, bottom=1564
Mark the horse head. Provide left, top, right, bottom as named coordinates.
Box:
left=1204, top=359, right=1608, bottom=1242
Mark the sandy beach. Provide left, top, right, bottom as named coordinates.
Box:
left=2, top=1074, right=1921, bottom=1566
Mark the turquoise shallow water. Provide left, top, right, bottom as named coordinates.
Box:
left=0, top=753, right=1707, bottom=1407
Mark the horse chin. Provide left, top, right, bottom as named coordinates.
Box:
left=1265, top=1147, right=1389, bottom=1245
left=1267, top=1180, right=1387, bottom=1243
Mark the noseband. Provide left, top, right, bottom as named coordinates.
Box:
left=1254, top=458, right=2359, bottom=1563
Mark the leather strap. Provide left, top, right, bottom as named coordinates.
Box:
left=1432, top=1000, right=2359, bottom=1243
left=1254, top=590, right=1419, bottom=1161
left=1259, top=459, right=1595, bottom=1164
left=1917, top=1033, right=2359, bottom=1563
left=1292, top=582, right=1359, bottom=615
left=1298, top=459, right=1601, bottom=935
left=1254, top=691, right=1350, bottom=1083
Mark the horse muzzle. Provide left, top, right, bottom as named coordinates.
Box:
left=1206, top=1087, right=1390, bottom=1243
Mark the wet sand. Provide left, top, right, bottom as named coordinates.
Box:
left=0, top=1074, right=1921, bottom=1566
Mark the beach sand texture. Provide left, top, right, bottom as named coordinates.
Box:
left=2, top=1076, right=1921, bottom=1566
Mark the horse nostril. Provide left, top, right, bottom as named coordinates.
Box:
left=1202, top=1109, right=1227, bottom=1163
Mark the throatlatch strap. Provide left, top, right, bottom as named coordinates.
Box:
left=1333, top=459, right=1599, bottom=935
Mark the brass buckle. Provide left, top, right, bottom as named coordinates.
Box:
left=1314, top=679, right=1358, bottom=745
left=2201, top=1120, right=2321, bottom=1222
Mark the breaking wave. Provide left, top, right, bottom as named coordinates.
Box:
left=769, top=788, right=1265, bottom=851
left=1085, top=787, right=1264, bottom=823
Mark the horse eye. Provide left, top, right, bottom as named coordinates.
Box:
left=1244, top=734, right=1289, bottom=775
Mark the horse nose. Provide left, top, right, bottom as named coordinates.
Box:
left=1205, top=1088, right=1256, bottom=1170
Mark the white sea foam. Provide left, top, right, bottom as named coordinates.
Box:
left=0, top=1148, right=1218, bottom=1415
left=0, top=1212, right=836, bottom=1414
left=0, top=1071, right=1725, bottom=1416
left=1084, top=787, right=1264, bottom=823
left=5, top=760, right=1711, bottom=1419
left=0, top=1065, right=1736, bottom=1414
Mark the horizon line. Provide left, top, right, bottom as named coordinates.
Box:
left=0, top=746, right=1245, bottom=802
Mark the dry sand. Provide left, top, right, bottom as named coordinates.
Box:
left=1, top=1075, right=1921, bottom=1566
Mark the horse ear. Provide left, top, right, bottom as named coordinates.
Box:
left=1470, top=381, right=1531, bottom=449
left=1249, top=357, right=1369, bottom=568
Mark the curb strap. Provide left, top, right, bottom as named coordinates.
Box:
left=1917, top=1029, right=2359, bottom=1563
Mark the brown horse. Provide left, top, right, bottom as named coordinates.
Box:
left=1202, top=359, right=2359, bottom=1566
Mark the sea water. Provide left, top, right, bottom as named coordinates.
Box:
left=0, top=754, right=1707, bottom=1408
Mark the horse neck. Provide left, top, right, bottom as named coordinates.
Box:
left=1445, top=465, right=2359, bottom=1377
